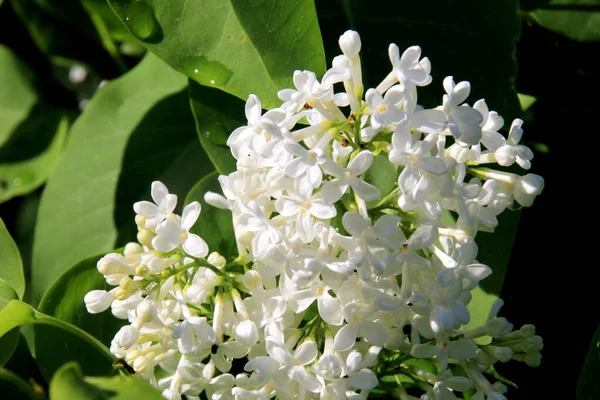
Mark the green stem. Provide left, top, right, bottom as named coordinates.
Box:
left=375, top=186, right=401, bottom=208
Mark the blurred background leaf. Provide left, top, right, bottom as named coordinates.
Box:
left=528, top=0, right=600, bottom=42
left=578, top=325, right=600, bottom=399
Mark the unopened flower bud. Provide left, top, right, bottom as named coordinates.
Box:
left=84, top=290, right=113, bottom=314
left=113, top=325, right=139, bottom=350
left=520, top=324, right=536, bottom=338
left=207, top=252, right=226, bottom=268
left=524, top=352, right=542, bottom=367
left=136, top=300, right=157, bottom=321
left=135, top=215, right=146, bottom=228
left=185, top=284, right=207, bottom=305
left=514, top=174, right=544, bottom=207
left=133, top=355, right=151, bottom=374
left=339, top=30, right=361, bottom=57
left=119, top=276, right=141, bottom=293
left=486, top=317, right=513, bottom=338
left=97, top=255, right=131, bottom=276
left=483, top=345, right=513, bottom=362
left=522, top=336, right=544, bottom=353
left=137, top=228, right=154, bottom=248
left=135, top=264, right=149, bottom=277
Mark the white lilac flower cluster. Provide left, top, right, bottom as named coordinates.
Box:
left=85, top=30, right=544, bottom=400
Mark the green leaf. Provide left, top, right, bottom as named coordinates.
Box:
left=38, top=252, right=126, bottom=348
left=49, top=362, right=163, bottom=400
left=0, top=280, right=20, bottom=366
left=465, top=210, right=521, bottom=333
left=317, top=0, right=522, bottom=121
left=0, top=45, right=37, bottom=149
left=0, top=300, right=114, bottom=379
left=0, top=105, right=69, bottom=203
left=577, top=324, right=600, bottom=399
left=0, top=218, right=25, bottom=299
left=518, top=93, right=537, bottom=112
left=107, top=0, right=326, bottom=109
left=532, top=0, right=600, bottom=42
left=189, top=80, right=245, bottom=175
left=185, top=171, right=238, bottom=259
left=363, top=155, right=397, bottom=209
left=0, top=367, right=44, bottom=400
left=32, top=53, right=213, bottom=303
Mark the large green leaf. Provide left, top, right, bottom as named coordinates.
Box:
left=32, top=53, right=213, bottom=303
left=0, top=45, right=37, bottom=149
left=189, top=80, right=245, bottom=175
left=0, top=218, right=25, bottom=298
left=107, top=0, right=326, bottom=109
left=185, top=171, right=238, bottom=259
left=531, top=0, right=600, bottom=42
left=49, top=362, right=163, bottom=400
left=0, top=280, right=19, bottom=366
left=0, top=300, right=114, bottom=379
left=578, top=324, right=600, bottom=399
left=317, top=0, right=522, bottom=120
left=0, top=105, right=69, bottom=203
left=38, top=252, right=126, bottom=348
left=0, top=367, right=43, bottom=400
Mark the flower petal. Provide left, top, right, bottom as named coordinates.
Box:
left=183, top=234, right=209, bottom=258
left=181, top=201, right=201, bottom=230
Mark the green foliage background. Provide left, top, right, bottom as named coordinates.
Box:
left=0, top=0, right=597, bottom=398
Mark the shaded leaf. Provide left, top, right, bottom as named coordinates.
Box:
left=188, top=80, right=245, bottom=175
left=577, top=324, right=600, bottom=399
left=10, top=0, right=122, bottom=77
left=465, top=210, right=521, bottom=332
left=107, top=0, right=326, bottom=109
left=317, top=0, right=522, bottom=121
left=0, top=104, right=69, bottom=203
left=532, top=0, right=600, bottom=42
left=0, top=367, right=44, bottom=400
left=0, top=45, right=37, bottom=149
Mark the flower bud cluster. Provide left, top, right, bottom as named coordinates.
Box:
left=86, top=30, right=543, bottom=399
